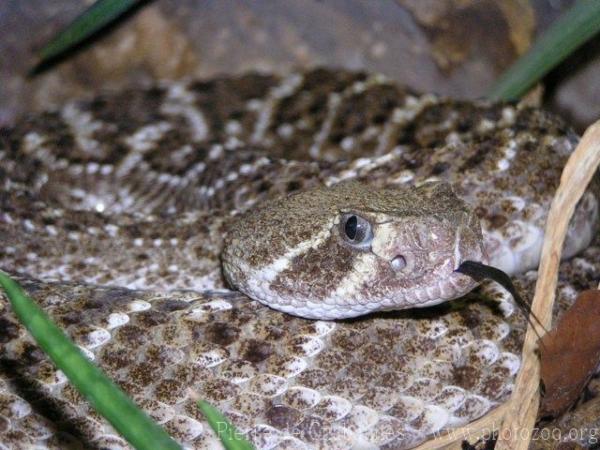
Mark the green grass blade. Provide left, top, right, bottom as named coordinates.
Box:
left=196, top=400, right=255, bottom=450
left=488, top=0, right=600, bottom=101
left=35, top=0, right=142, bottom=67
left=0, top=271, right=182, bottom=450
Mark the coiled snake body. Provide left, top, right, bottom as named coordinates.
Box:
left=0, top=69, right=599, bottom=449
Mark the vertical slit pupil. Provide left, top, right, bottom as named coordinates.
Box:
left=345, top=216, right=357, bottom=240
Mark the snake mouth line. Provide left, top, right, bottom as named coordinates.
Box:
left=407, top=272, right=480, bottom=308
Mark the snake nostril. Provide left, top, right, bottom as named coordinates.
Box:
left=391, top=255, right=407, bottom=271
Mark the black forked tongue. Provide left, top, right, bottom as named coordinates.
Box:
left=455, top=260, right=547, bottom=335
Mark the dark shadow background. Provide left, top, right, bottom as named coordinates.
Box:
left=1, top=0, right=597, bottom=132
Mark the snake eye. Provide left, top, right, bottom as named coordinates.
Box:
left=341, top=214, right=373, bottom=248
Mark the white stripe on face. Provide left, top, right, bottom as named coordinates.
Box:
left=246, top=218, right=336, bottom=294
left=321, top=252, right=378, bottom=306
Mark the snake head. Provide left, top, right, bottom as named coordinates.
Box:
left=222, top=181, right=487, bottom=319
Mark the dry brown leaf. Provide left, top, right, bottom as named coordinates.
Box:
left=540, top=290, right=600, bottom=417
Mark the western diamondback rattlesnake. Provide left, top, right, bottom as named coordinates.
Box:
left=0, top=68, right=599, bottom=450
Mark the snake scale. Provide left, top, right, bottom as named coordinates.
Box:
left=1, top=68, right=599, bottom=449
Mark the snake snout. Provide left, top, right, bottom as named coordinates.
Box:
left=451, top=224, right=488, bottom=272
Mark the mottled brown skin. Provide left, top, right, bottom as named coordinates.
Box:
left=223, top=181, right=486, bottom=319
left=0, top=68, right=598, bottom=449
